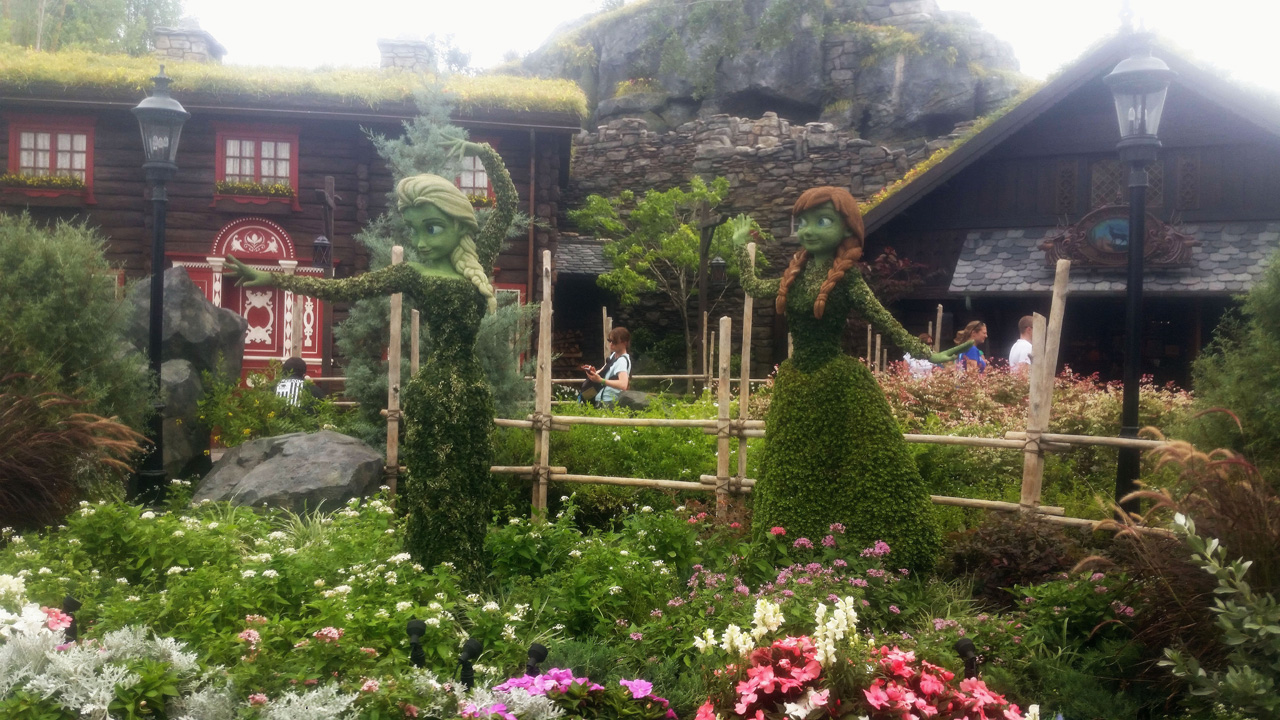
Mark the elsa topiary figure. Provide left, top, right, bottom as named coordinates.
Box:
left=226, top=140, right=514, bottom=578
left=730, top=187, right=971, bottom=570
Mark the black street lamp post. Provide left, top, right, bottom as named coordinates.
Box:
left=1104, top=39, right=1174, bottom=513
left=131, top=66, right=189, bottom=502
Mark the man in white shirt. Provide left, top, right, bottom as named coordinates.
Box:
left=1008, top=316, right=1034, bottom=373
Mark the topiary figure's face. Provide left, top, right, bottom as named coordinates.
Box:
left=403, top=204, right=463, bottom=265
left=795, top=201, right=849, bottom=259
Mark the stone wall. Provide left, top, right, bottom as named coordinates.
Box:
left=153, top=21, right=225, bottom=64
left=378, top=40, right=436, bottom=72
left=567, top=112, right=971, bottom=376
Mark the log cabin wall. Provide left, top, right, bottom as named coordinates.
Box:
left=0, top=103, right=571, bottom=362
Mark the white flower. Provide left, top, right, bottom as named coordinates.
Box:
left=553, top=624, right=565, bottom=631
left=375, top=608, right=390, bottom=618
left=508, top=518, right=522, bottom=525
left=241, top=570, right=257, bottom=579
left=140, top=511, right=155, bottom=520
left=751, top=598, right=784, bottom=641
left=569, top=550, right=582, bottom=558
left=166, top=566, right=184, bottom=575
left=676, top=505, right=686, bottom=512
left=426, top=617, right=440, bottom=626
left=37, top=567, right=51, bottom=575
left=384, top=528, right=395, bottom=535
left=388, top=553, right=412, bottom=564
left=428, top=602, right=443, bottom=611
left=171, top=530, right=184, bottom=537
left=267, top=531, right=288, bottom=541
left=652, top=560, right=664, bottom=567
left=608, top=586, right=622, bottom=595
left=502, top=624, right=518, bottom=641
left=466, top=594, right=481, bottom=602
left=619, top=550, right=629, bottom=556
left=314, top=579, right=325, bottom=587
left=396, top=601, right=413, bottom=612
left=641, top=506, right=653, bottom=513
left=262, top=569, right=279, bottom=578
left=692, top=627, right=718, bottom=653
left=482, top=602, right=500, bottom=612
left=1023, top=706, right=1041, bottom=720
left=720, top=624, right=753, bottom=655
left=127, top=595, right=141, bottom=602
left=280, top=547, right=298, bottom=555
left=206, top=522, right=218, bottom=529
left=116, top=578, right=128, bottom=585
left=560, top=495, right=569, bottom=502
left=333, top=585, right=352, bottom=595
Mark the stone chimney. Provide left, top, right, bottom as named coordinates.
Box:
left=377, top=38, right=436, bottom=72
left=154, top=17, right=226, bottom=64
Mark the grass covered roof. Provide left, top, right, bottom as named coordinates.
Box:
left=0, top=45, right=589, bottom=120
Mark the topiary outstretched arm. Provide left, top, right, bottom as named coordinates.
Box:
left=846, top=271, right=971, bottom=363
left=728, top=214, right=780, bottom=299
left=469, top=142, right=517, bottom=273
left=227, top=257, right=421, bottom=303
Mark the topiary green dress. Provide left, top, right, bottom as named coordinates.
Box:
left=740, top=255, right=941, bottom=570
left=271, top=145, right=515, bottom=580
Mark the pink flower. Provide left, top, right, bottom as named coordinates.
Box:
left=828, top=522, right=845, bottom=534
left=245, top=614, right=268, bottom=625
left=792, top=537, right=814, bottom=549
left=730, top=522, right=741, bottom=529
left=889, top=605, right=900, bottom=614
left=630, top=632, right=644, bottom=641
left=619, top=677, right=653, bottom=698
left=1091, top=572, right=1106, bottom=582
left=769, top=526, right=786, bottom=536
left=1095, top=585, right=1109, bottom=594
left=403, top=704, right=420, bottom=718
left=864, top=681, right=890, bottom=709
left=312, top=626, right=344, bottom=643
left=821, top=535, right=836, bottom=547
left=688, top=516, right=700, bottom=524
left=860, top=540, right=892, bottom=557
left=361, top=678, right=380, bottom=693
left=248, top=693, right=268, bottom=706
left=41, top=607, right=72, bottom=632
left=238, top=629, right=261, bottom=648
left=361, top=647, right=379, bottom=656
left=695, top=701, right=718, bottom=720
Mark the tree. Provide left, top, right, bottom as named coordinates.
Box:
left=2, top=0, right=182, bottom=55
left=570, top=176, right=754, bottom=385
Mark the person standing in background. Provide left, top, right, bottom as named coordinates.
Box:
left=582, top=327, right=632, bottom=407
left=903, top=332, right=936, bottom=377
left=1009, top=316, right=1034, bottom=374
left=953, top=321, right=987, bottom=374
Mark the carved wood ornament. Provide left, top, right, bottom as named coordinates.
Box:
left=1039, top=205, right=1198, bottom=267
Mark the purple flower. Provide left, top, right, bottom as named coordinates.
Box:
left=793, top=537, right=814, bottom=549
left=1090, top=572, right=1106, bottom=582
left=829, top=523, right=846, bottom=534
left=619, top=678, right=653, bottom=698
left=650, top=609, right=663, bottom=618
left=832, top=559, right=847, bottom=567
left=630, top=632, right=644, bottom=641
left=889, top=605, right=900, bottom=614
left=821, top=535, right=837, bottom=547
left=860, top=540, right=892, bottom=558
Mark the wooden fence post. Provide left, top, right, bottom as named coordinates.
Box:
left=386, top=246, right=404, bottom=499
left=411, top=309, right=421, bottom=375
left=866, top=324, right=873, bottom=365
left=738, top=244, right=757, bottom=495
left=601, top=307, right=611, bottom=361
left=533, top=250, right=554, bottom=517
left=716, top=315, right=732, bottom=518
left=1020, top=259, right=1072, bottom=509
left=934, top=304, right=944, bottom=352
left=874, top=333, right=882, bottom=372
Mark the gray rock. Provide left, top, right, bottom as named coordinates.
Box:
left=126, top=267, right=248, bottom=380
left=162, top=360, right=210, bottom=479
left=195, top=431, right=384, bottom=513
left=617, top=390, right=651, bottom=411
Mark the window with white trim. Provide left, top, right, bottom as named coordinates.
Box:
left=223, top=138, right=292, bottom=186
left=456, top=155, right=491, bottom=198
left=18, top=130, right=89, bottom=179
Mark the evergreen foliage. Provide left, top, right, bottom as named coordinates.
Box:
left=1186, top=251, right=1280, bottom=488
left=3, top=0, right=180, bottom=55
left=0, top=214, right=151, bottom=429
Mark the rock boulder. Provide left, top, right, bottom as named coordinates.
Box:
left=194, top=431, right=384, bottom=513
left=161, top=359, right=211, bottom=479
left=126, top=267, right=247, bottom=380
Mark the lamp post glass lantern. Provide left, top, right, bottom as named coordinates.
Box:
left=1104, top=38, right=1174, bottom=512
left=131, top=66, right=188, bottom=502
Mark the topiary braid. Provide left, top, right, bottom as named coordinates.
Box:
left=813, top=237, right=864, bottom=319
left=775, top=248, right=810, bottom=315
left=451, top=236, right=497, bottom=314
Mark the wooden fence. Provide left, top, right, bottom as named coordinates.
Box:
left=375, top=245, right=1168, bottom=533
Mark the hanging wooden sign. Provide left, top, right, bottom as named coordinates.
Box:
left=1039, top=205, right=1198, bottom=267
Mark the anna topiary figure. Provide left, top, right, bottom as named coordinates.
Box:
left=227, top=140, right=514, bottom=579
left=730, top=187, right=970, bottom=570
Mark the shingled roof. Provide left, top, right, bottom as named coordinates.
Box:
left=556, top=235, right=610, bottom=275
left=950, top=223, right=1280, bottom=295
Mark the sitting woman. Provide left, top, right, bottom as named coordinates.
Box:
left=582, top=327, right=632, bottom=408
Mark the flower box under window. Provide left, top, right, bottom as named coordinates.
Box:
left=3, top=114, right=96, bottom=204
left=213, top=124, right=301, bottom=212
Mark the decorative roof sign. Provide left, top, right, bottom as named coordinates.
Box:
left=211, top=217, right=295, bottom=260
left=1039, top=205, right=1198, bottom=267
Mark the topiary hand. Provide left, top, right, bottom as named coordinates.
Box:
left=929, top=340, right=973, bottom=365
left=441, top=133, right=481, bottom=166
left=728, top=214, right=757, bottom=246
left=225, top=255, right=274, bottom=288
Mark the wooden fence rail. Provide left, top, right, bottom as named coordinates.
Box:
left=375, top=246, right=1169, bottom=534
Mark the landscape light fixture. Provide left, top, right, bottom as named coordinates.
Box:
left=312, top=235, right=333, bottom=271
left=406, top=619, right=427, bottom=668
left=709, top=255, right=728, bottom=285
left=1104, top=37, right=1174, bottom=513
left=458, top=638, right=483, bottom=689
left=525, top=642, right=548, bottom=676
left=954, top=637, right=979, bottom=679
left=130, top=65, right=189, bottom=502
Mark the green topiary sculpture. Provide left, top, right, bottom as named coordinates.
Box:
left=730, top=187, right=970, bottom=570
left=226, top=139, right=514, bottom=580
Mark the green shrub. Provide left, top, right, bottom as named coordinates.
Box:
left=198, top=362, right=362, bottom=448
left=0, top=213, right=152, bottom=429
left=1186, top=248, right=1280, bottom=489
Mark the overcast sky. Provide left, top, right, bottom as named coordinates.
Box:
left=181, top=0, right=1277, bottom=94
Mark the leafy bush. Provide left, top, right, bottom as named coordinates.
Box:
left=942, top=515, right=1087, bottom=609
left=198, top=362, right=363, bottom=448
left=1186, top=248, right=1280, bottom=489
left=0, top=213, right=151, bottom=429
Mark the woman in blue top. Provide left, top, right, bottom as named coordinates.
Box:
left=954, top=320, right=988, bottom=373
left=583, top=326, right=631, bottom=407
